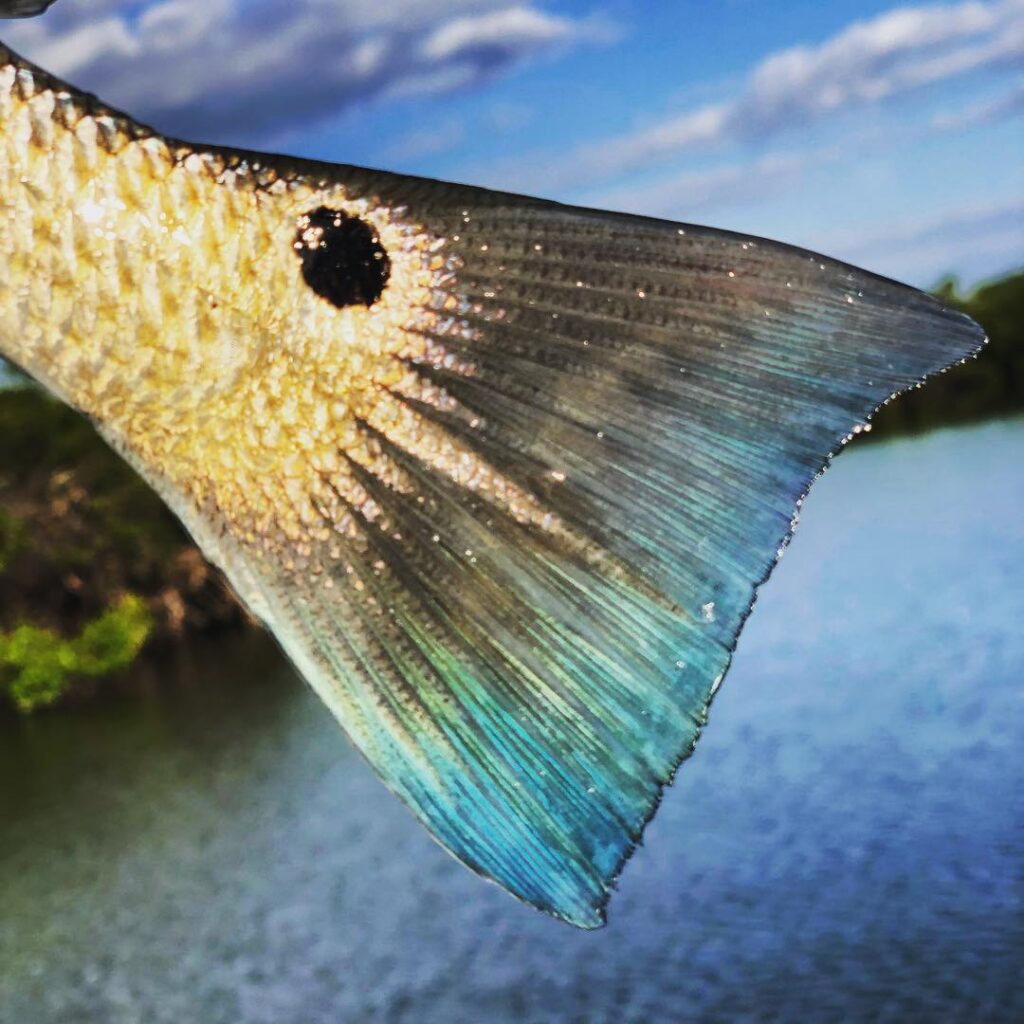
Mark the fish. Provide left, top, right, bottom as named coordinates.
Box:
left=0, top=6, right=985, bottom=928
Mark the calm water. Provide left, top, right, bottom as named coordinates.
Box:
left=1, top=421, right=1022, bottom=1024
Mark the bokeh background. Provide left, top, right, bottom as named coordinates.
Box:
left=1, top=2, right=1022, bottom=1022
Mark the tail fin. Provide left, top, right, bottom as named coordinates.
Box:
left=0, top=0, right=988, bottom=928
left=137, top=174, right=986, bottom=927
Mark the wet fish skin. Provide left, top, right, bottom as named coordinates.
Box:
left=0, top=36, right=985, bottom=928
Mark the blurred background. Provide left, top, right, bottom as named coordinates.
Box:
left=1, top=2, right=1021, bottom=1021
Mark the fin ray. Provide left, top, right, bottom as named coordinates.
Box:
left=117, top=175, right=984, bottom=926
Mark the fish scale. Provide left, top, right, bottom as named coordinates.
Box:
left=0, top=21, right=985, bottom=928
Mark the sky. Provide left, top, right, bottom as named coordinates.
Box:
left=2, top=0, right=1023, bottom=287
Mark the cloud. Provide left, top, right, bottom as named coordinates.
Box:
left=814, top=196, right=1024, bottom=283
left=587, top=144, right=845, bottom=220
left=420, top=5, right=571, bottom=62
left=931, top=76, right=1024, bottom=128
left=818, top=194, right=1024, bottom=252
left=585, top=71, right=1021, bottom=224
left=3, top=0, right=602, bottom=142
left=493, top=0, right=1024, bottom=193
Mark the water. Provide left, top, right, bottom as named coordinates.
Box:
left=1, top=421, right=1022, bottom=1023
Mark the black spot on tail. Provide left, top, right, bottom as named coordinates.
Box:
left=294, top=208, right=390, bottom=309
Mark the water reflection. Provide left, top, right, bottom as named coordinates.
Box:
left=2, top=422, right=1023, bottom=1023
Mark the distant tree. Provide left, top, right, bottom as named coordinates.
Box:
left=867, top=269, right=1024, bottom=439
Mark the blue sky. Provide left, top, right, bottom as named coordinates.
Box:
left=5, top=0, right=1023, bottom=287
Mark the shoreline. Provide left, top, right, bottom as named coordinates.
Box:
left=2, top=270, right=1020, bottom=711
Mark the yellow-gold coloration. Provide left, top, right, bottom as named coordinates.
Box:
left=0, top=59, right=568, bottom=571
left=0, top=35, right=986, bottom=929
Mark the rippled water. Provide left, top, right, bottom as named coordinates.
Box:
left=1, top=421, right=1022, bottom=1023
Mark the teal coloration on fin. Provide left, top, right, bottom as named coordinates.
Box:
left=107, top=168, right=984, bottom=927
left=0, top=12, right=988, bottom=928
left=215, top=176, right=983, bottom=928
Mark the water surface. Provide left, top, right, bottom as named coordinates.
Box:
left=2, top=421, right=1022, bottom=1023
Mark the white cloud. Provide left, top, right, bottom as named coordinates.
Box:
left=3, top=0, right=604, bottom=141
left=499, top=0, right=1024, bottom=193
left=588, top=146, right=837, bottom=220
left=818, top=195, right=1024, bottom=252
left=932, top=76, right=1024, bottom=127
left=420, top=5, right=574, bottom=62
left=586, top=70, right=1023, bottom=223
left=10, top=15, right=137, bottom=76
left=578, top=70, right=1022, bottom=239
left=137, top=0, right=230, bottom=50
left=815, top=196, right=1024, bottom=283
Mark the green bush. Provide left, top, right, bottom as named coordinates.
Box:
left=0, top=595, right=153, bottom=711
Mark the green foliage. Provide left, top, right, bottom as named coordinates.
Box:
left=0, top=382, right=245, bottom=709
left=868, top=269, right=1024, bottom=439
left=0, top=595, right=153, bottom=712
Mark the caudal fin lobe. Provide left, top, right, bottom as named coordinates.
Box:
left=235, top=185, right=984, bottom=927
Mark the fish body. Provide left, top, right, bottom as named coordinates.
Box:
left=0, top=31, right=985, bottom=927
